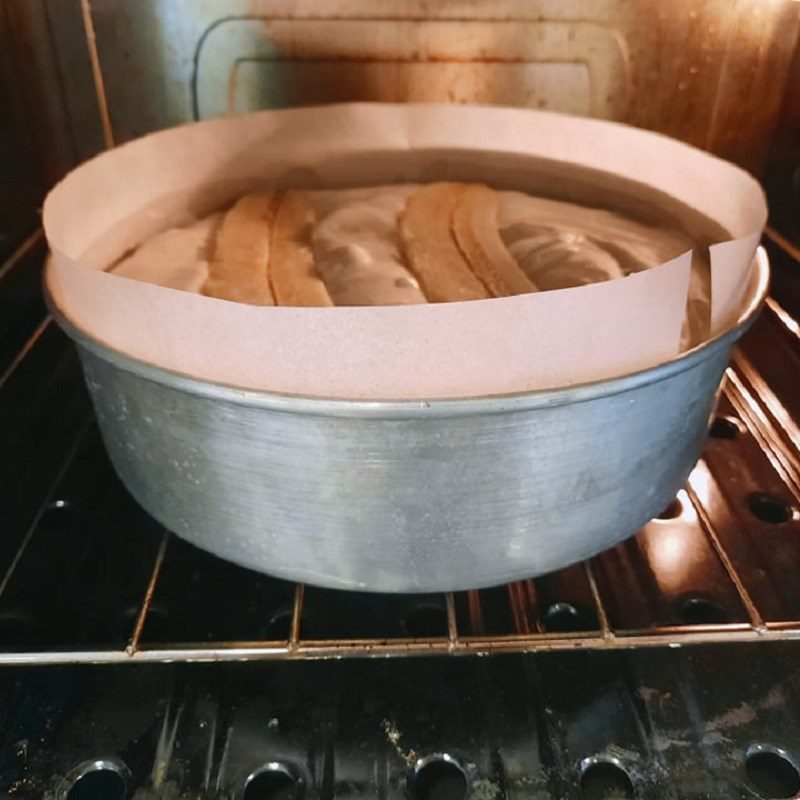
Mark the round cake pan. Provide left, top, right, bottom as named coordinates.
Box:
left=46, top=251, right=768, bottom=593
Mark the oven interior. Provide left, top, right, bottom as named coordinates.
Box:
left=3, top=2, right=800, bottom=799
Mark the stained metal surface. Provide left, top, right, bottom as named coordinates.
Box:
left=6, top=1, right=797, bottom=178
left=1, top=647, right=799, bottom=799
left=44, top=0, right=797, bottom=174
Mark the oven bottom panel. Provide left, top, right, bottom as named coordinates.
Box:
left=1, top=646, right=799, bottom=800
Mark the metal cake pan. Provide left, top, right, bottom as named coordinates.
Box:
left=45, top=250, right=768, bottom=593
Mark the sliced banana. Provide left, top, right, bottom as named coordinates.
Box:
left=399, top=183, right=490, bottom=303
left=269, top=192, right=333, bottom=307
left=204, top=192, right=276, bottom=305
left=451, top=184, right=537, bottom=296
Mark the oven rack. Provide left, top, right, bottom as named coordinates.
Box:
left=1, top=443, right=799, bottom=666
left=0, top=1, right=796, bottom=665
left=2, top=231, right=800, bottom=665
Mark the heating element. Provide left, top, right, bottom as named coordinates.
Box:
left=1, top=232, right=800, bottom=667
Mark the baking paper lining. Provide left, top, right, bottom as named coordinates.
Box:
left=43, top=104, right=767, bottom=399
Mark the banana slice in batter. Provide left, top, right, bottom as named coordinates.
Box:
left=399, top=183, right=490, bottom=303
left=269, top=192, right=332, bottom=307
left=451, top=183, right=537, bottom=297
left=204, top=192, right=276, bottom=305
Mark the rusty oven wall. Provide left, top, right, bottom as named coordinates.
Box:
left=2, top=0, right=800, bottom=243
left=81, top=0, right=800, bottom=175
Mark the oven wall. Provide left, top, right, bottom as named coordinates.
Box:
left=0, top=0, right=103, bottom=250
left=2, top=0, right=800, bottom=230
left=78, top=0, right=800, bottom=175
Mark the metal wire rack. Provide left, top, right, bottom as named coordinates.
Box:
left=1, top=244, right=800, bottom=663
left=2, top=1, right=800, bottom=664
